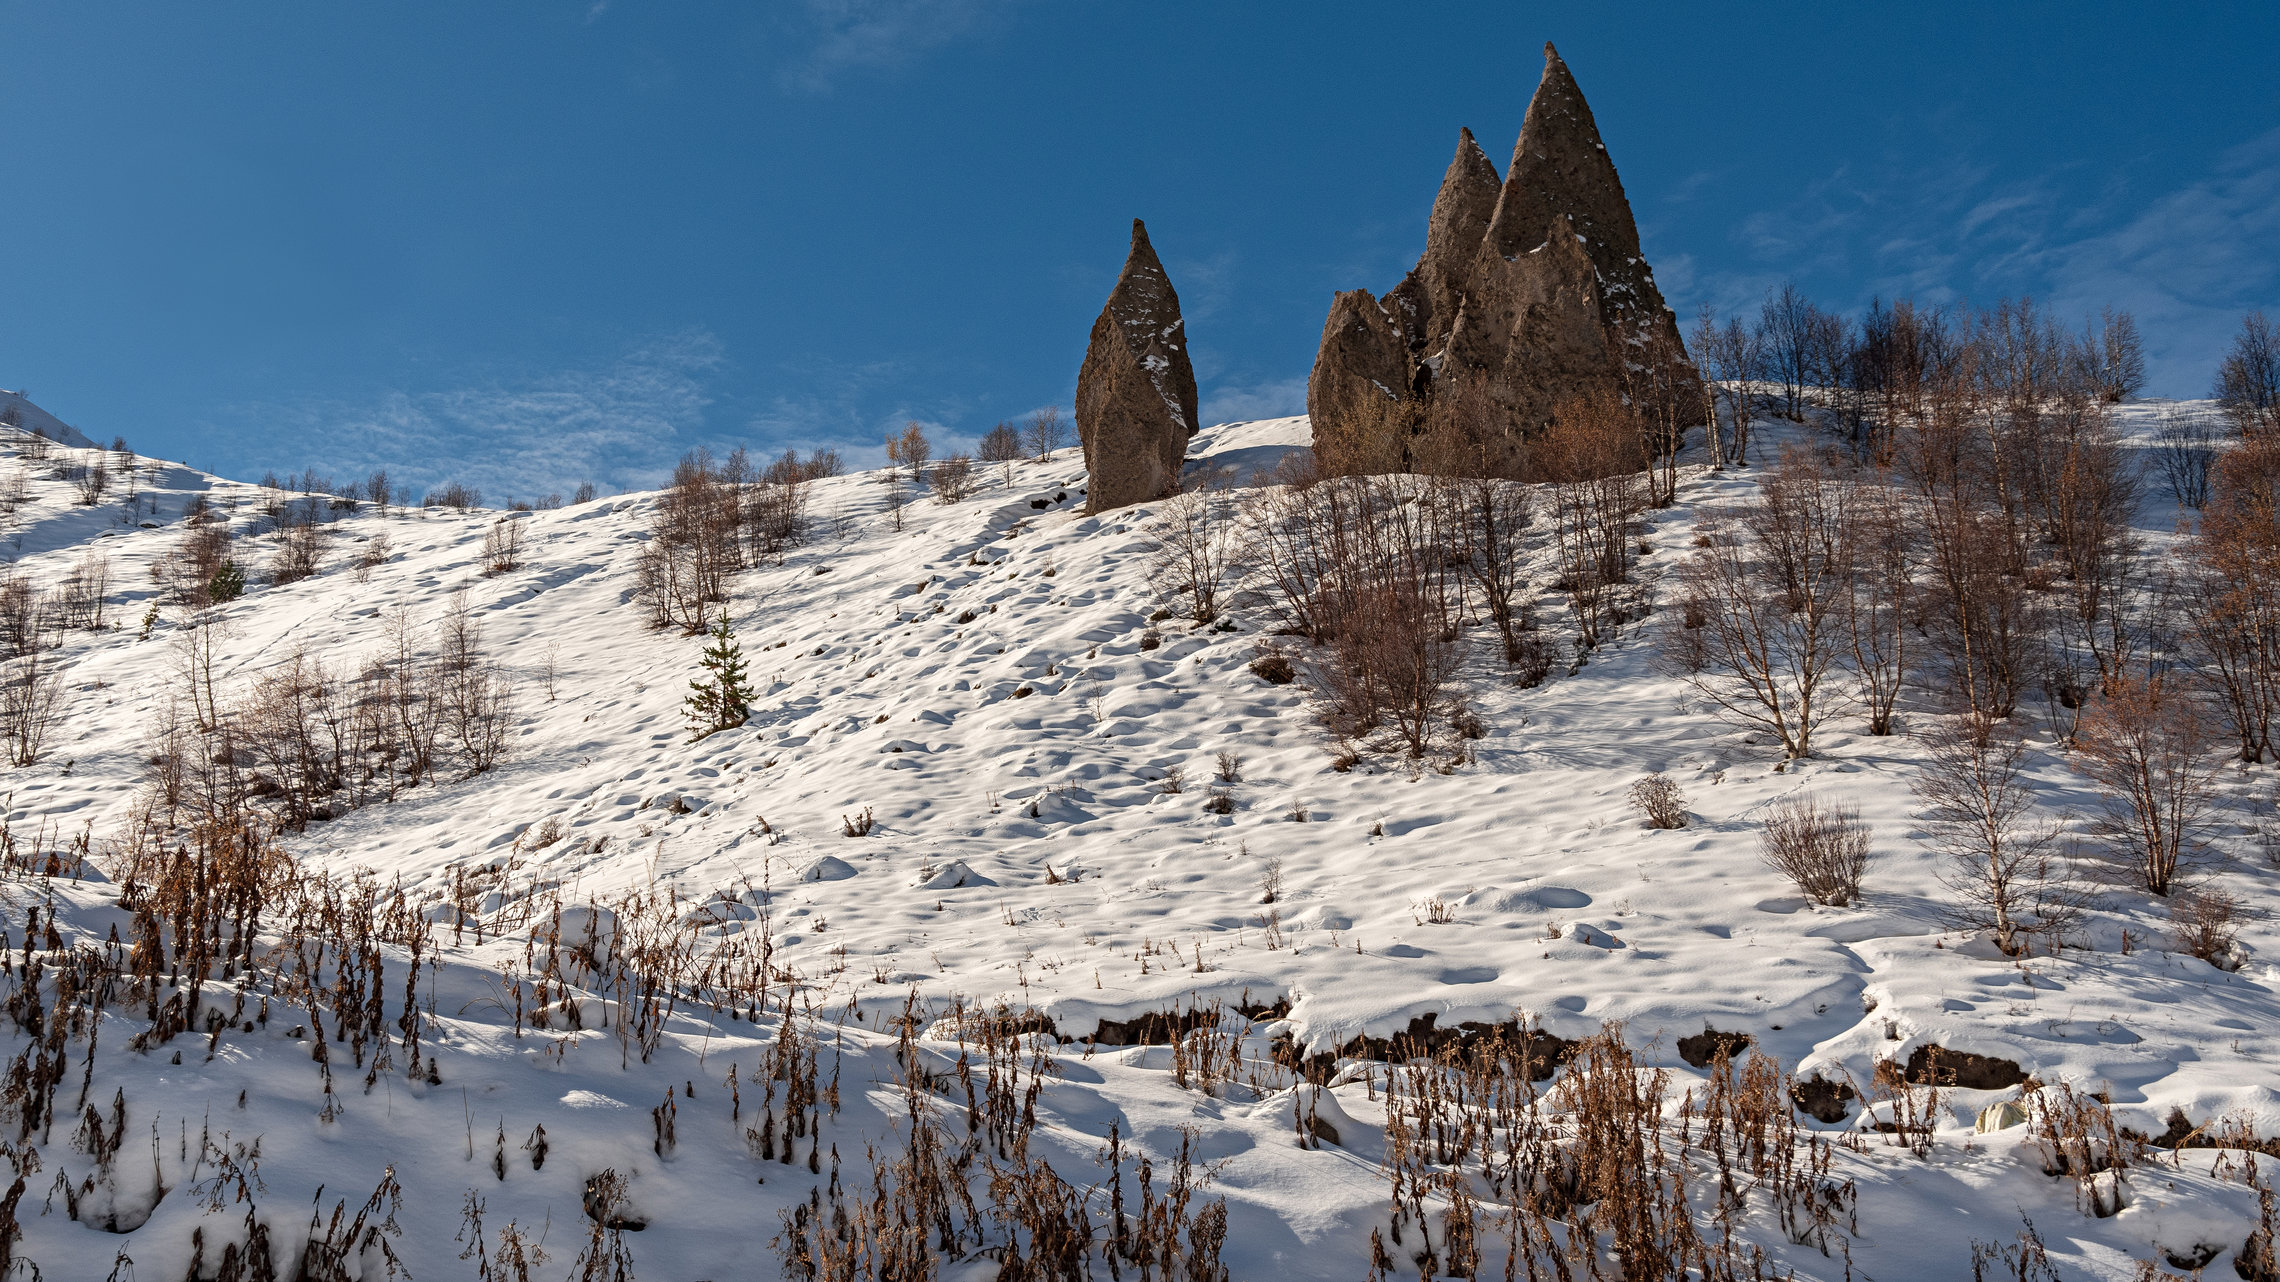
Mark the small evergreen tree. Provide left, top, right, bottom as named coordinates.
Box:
left=208, top=559, right=246, bottom=604
left=684, top=611, right=754, bottom=740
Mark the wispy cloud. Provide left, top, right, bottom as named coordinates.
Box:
left=1201, top=376, right=1307, bottom=427
left=772, top=0, right=1017, bottom=95
left=1681, top=129, right=2280, bottom=396
left=743, top=356, right=989, bottom=468
left=215, top=331, right=724, bottom=502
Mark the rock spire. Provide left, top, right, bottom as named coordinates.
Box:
left=1076, top=219, right=1200, bottom=513
left=1307, top=43, right=1699, bottom=477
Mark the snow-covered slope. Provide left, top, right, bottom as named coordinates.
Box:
left=2, top=408, right=2275, bottom=1279
left=0, top=390, right=101, bottom=449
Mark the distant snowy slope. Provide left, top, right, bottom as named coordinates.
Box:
left=0, top=387, right=101, bottom=447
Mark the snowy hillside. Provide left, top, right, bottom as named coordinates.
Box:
left=0, top=391, right=100, bottom=450
left=1, top=408, right=2276, bottom=1280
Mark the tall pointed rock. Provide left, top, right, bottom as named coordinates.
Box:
left=1306, top=43, right=1700, bottom=478
left=1077, top=219, right=1200, bottom=513
left=1457, top=43, right=1690, bottom=376
left=1393, top=127, right=1504, bottom=350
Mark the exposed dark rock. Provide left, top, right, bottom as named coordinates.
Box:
left=1076, top=219, right=1199, bottom=513
left=1676, top=1027, right=1754, bottom=1068
left=1308, top=43, right=1701, bottom=477
left=1271, top=1013, right=1577, bottom=1084
left=1080, top=995, right=1286, bottom=1047
left=1791, top=1075, right=1857, bottom=1123
left=1900, top=1043, right=2029, bottom=1090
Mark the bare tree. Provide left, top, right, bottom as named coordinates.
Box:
left=1916, top=719, right=2078, bottom=955
left=1842, top=480, right=1913, bottom=735
left=1665, top=450, right=1851, bottom=759
left=2176, top=436, right=2280, bottom=761
left=637, top=450, right=739, bottom=631
left=1023, top=406, right=1069, bottom=463
left=1540, top=390, right=1649, bottom=650
left=0, top=646, right=66, bottom=766
left=978, top=421, right=1022, bottom=486
left=1693, top=306, right=1764, bottom=468
left=2154, top=408, right=2220, bottom=511
left=1150, top=485, right=1241, bottom=623
left=1441, top=475, right=1535, bottom=666
left=2072, top=677, right=2220, bottom=896
left=1759, top=283, right=1815, bottom=422
left=2078, top=306, right=2146, bottom=403
left=886, top=421, right=933, bottom=486
left=2215, top=311, right=2280, bottom=438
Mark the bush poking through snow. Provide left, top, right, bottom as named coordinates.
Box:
left=481, top=517, right=524, bottom=576
left=842, top=806, right=875, bottom=837
left=1757, top=794, right=1872, bottom=907
left=2170, top=889, right=2246, bottom=969
left=1628, top=774, right=1688, bottom=830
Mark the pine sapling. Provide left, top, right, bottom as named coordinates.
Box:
left=684, top=611, right=755, bottom=741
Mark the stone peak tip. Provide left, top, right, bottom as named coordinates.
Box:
left=1543, top=41, right=1561, bottom=64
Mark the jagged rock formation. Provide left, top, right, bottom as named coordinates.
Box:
left=1308, top=43, right=1700, bottom=477
left=1076, top=220, right=1200, bottom=513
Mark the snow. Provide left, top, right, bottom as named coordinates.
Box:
left=1, top=404, right=2276, bottom=1278
left=0, top=390, right=100, bottom=449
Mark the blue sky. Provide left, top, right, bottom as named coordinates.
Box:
left=3, top=2, right=2276, bottom=501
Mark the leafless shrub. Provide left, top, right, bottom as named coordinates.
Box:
left=1158, top=764, right=1185, bottom=794
left=270, top=521, right=326, bottom=585
left=354, top=532, right=391, bottom=583
left=1539, top=389, right=1650, bottom=650
left=1414, top=895, right=1456, bottom=925
left=0, top=646, right=67, bottom=766
left=1628, top=774, right=1687, bottom=829
left=74, top=455, right=110, bottom=504
left=424, top=481, right=482, bottom=510
left=1151, top=485, right=1242, bottom=623
left=1214, top=749, right=1242, bottom=782
left=1203, top=788, right=1233, bottom=815
left=1758, top=795, right=1871, bottom=906
left=842, top=807, right=875, bottom=837
left=1917, top=718, right=2080, bottom=955
left=2170, top=888, right=2246, bottom=970
left=0, top=576, right=42, bottom=659
left=52, top=553, right=110, bottom=630
left=159, top=522, right=236, bottom=606
left=572, top=480, right=598, bottom=504
left=481, top=517, right=524, bottom=576
left=931, top=453, right=975, bottom=504
left=2073, top=677, right=2220, bottom=896
left=1257, top=856, right=1282, bottom=904
left=1663, top=449, right=1851, bottom=759
left=979, top=421, right=1022, bottom=484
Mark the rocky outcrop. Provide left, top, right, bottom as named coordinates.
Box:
left=1076, top=220, right=1200, bottom=513
left=1307, top=43, right=1700, bottom=477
